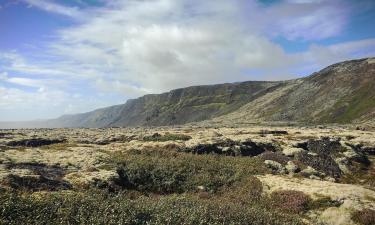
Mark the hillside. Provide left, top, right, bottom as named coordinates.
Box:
left=46, top=81, right=286, bottom=128
left=213, top=57, right=375, bottom=125
left=0, top=57, right=374, bottom=128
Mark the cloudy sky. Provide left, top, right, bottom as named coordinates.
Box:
left=1, top=0, right=375, bottom=121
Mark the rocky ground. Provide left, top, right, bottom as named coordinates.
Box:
left=0, top=125, right=374, bottom=224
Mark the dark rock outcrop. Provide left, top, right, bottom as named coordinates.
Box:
left=180, top=140, right=277, bottom=157
left=6, top=138, right=65, bottom=147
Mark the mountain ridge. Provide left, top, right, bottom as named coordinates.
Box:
left=1, top=57, right=374, bottom=128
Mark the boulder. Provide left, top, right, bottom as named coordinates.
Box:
left=6, top=138, right=65, bottom=147
left=282, top=147, right=305, bottom=157
left=285, top=161, right=299, bottom=174
left=264, top=160, right=286, bottom=174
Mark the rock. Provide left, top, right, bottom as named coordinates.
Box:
left=285, top=161, right=299, bottom=174
left=296, top=151, right=342, bottom=178
left=335, top=157, right=350, bottom=174
left=6, top=138, right=65, bottom=147
left=362, top=146, right=375, bottom=155
left=264, top=160, right=286, bottom=174
left=343, top=149, right=359, bottom=159
left=307, top=152, right=318, bottom=156
left=94, top=138, right=110, bottom=145
left=324, top=177, right=336, bottom=182
left=151, top=133, right=162, bottom=138
left=309, top=175, right=322, bottom=180
left=180, top=139, right=274, bottom=157
left=307, top=137, right=342, bottom=155
left=259, top=130, right=288, bottom=135
left=197, top=186, right=206, bottom=191
left=260, top=151, right=289, bottom=165
left=301, top=166, right=320, bottom=177
left=282, top=147, right=304, bottom=157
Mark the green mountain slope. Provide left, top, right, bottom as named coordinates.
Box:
left=215, top=57, right=375, bottom=125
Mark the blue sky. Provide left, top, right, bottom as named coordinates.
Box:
left=1, top=0, right=375, bottom=121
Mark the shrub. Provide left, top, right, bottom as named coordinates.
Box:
left=352, top=209, right=375, bottom=225
left=2, top=174, right=72, bottom=192
left=0, top=190, right=304, bottom=225
left=270, top=190, right=311, bottom=213
left=219, top=176, right=264, bottom=204
left=115, top=151, right=267, bottom=193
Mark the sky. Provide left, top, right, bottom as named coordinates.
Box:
left=0, top=0, right=375, bottom=121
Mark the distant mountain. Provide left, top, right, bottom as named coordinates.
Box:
left=47, top=80, right=285, bottom=127
left=1, top=57, right=374, bottom=128
left=214, top=57, right=375, bottom=125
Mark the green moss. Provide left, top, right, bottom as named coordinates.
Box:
left=319, top=83, right=375, bottom=123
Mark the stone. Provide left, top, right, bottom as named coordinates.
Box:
left=6, top=138, right=65, bottom=147
left=282, top=147, right=305, bottom=157
left=301, top=166, right=320, bottom=177
left=264, top=160, right=286, bottom=174
left=285, top=161, right=299, bottom=174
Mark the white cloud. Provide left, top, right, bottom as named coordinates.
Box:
left=0, top=85, right=120, bottom=120
left=262, top=0, right=349, bottom=40
left=296, top=38, right=375, bottom=73
left=46, top=0, right=303, bottom=93
left=1, top=0, right=374, bottom=121
left=22, top=0, right=83, bottom=19
left=0, top=72, right=8, bottom=80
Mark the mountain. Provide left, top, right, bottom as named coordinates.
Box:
left=1, top=57, right=374, bottom=128
left=213, top=57, right=375, bottom=125
left=47, top=80, right=286, bottom=127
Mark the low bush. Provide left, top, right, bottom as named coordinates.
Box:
left=219, top=176, right=264, bottom=203
left=270, top=190, right=311, bottom=213
left=2, top=174, right=72, bottom=192
left=0, top=190, right=304, bottom=225
left=115, top=150, right=268, bottom=193
left=352, top=209, right=375, bottom=225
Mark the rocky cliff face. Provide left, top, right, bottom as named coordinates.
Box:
left=1, top=57, right=374, bottom=128
left=47, top=81, right=285, bottom=127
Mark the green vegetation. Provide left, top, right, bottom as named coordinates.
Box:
left=270, top=190, right=311, bottom=213
left=114, top=148, right=268, bottom=193
left=319, top=83, right=375, bottom=123
left=0, top=188, right=304, bottom=225
left=0, top=146, right=308, bottom=224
